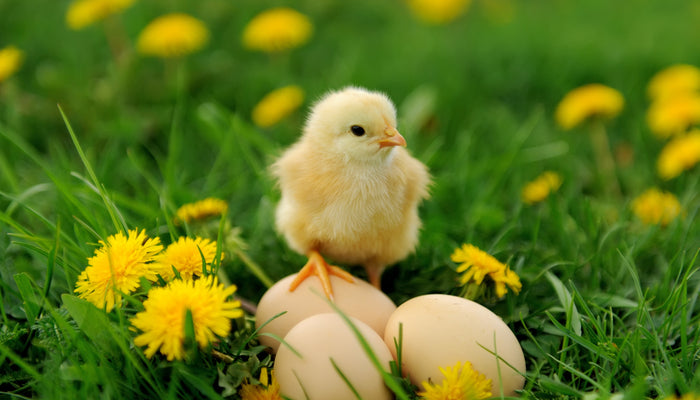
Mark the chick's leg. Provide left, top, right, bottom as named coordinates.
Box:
left=289, top=249, right=354, bottom=299
left=365, top=264, right=385, bottom=289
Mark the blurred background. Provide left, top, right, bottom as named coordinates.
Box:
left=2, top=0, right=698, bottom=144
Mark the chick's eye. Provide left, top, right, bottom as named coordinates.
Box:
left=350, top=125, right=365, bottom=137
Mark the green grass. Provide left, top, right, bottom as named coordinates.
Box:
left=1, top=0, right=699, bottom=398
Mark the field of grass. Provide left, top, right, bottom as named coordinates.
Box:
left=1, top=0, right=699, bottom=398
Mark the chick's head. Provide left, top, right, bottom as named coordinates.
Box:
left=303, top=87, right=407, bottom=163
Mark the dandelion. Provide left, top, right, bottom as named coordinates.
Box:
left=647, top=64, right=700, bottom=101
left=0, top=46, right=23, bottom=83
left=451, top=244, right=521, bottom=298
left=242, top=8, right=313, bottom=53
left=631, top=188, right=682, bottom=226
left=521, top=171, right=562, bottom=205
left=252, top=85, right=305, bottom=128
left=152, top=236, right=221, bottom=281
left=406, top=0, right=471, bottom=25
left=75, top=229, right=162, bottom=312
left=153, top=237, right=216, bottom=281
left=647, top=93, right=700, bottom=139
left=490, top=268, right=522, bottom=298
left=556, top=84, right=624, bottom=195
left=663, top=394, right=700, bottom=400
left=657, top=130, right=700, bottom=179
left=418, top=361, right=492, bottom=400
left=137, top=13, right=209, bottom=58
left=239, top=367, right=282, bottom=400
left=555, top=84, right=624, bottom=130
left=65, top=0, right=135, bottom=30
left=175, top=197, right=228, bottom=225
left=131, top=275, right=243, bottom=361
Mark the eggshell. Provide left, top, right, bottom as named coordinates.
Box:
left=383, top=294, right=526, bottom=396
left=274, top=313, right=394, bottom=400
left=255, top=273, right=396, bottom=353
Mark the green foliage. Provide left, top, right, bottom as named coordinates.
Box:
left=1, top=0, right=699, bottom=399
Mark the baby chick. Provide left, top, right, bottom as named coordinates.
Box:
left=272, top=86, right=430, bottom=298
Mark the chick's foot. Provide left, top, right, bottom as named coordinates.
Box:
left=288, top=250, right=354, bottom=300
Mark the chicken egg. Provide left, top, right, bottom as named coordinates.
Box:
left=274, top=313, right=394, bottom=400
left=383, top=294, right=526, bottom=396
left=255, top=273, right=396, bottom=353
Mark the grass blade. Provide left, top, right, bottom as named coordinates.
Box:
left=330, top=357, right=363, bottom=400
left=13, top=273, right=40, bottom=324
left=58, top=105, right=126, bottom=233
left=323, top=292, right=411, bottom=400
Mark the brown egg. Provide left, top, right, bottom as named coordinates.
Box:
left=383, top=294, right=526, bottom=396
left=274, top=313, right=394, bottom=400
left=255, top=273, right=396, bottom=353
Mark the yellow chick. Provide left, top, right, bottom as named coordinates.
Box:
left=271, top=86, right=431, bottom=298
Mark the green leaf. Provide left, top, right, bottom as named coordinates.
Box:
left=184, top=308, right=196, bottom=360
left=61, top=294, right=119, bottom=357
left=545, top=271, right=582, bottom=335
left=0, top=341, right=41, bottom=380
left=537, top=376, right=584, bottom=397
left=13, top=273, right=40, bottom=324
left=177, top=365, right=225, bottom=400
left=218, top=357, right=262, bottom=397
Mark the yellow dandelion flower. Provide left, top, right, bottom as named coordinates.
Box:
left=521, top=171, right=562, bottom=205
left=451, top=244, right=521, bottom=298
left=663, top=394, right=700, bottom=400
left=407, top=0, right=471, bottom=25
left=555, top=84, right=624, bottom=130
left=74, top=229, right=163, bottom=312
left=657, top=130, right=700, bottom=179
left=648, top=64, right=700, bottom=101
left=131, top=275, right=243, bottom=361
left=522, top=179, right=551, bottom=205
left=137, top=13, right=209, bottom=58
left=647, top=93, right=700, bottom=139
left=66, top=0, right=135, bottom=30
left=452, top=244, right=499, bottom=285
left=252, top=85, right=305, bottom=128
left=418, top=361, right=492, bottom=400
left=490, top=267, right=523, bottom=298
left=0, top=46, right=23, bottom=83
left=631, top=188, right=682, bottom=226
left=242, top=8, right=313, bottom=53
left=522, top=180, right=551, bottom=205
left=152, top=236, right=221, bottom=281
left=239, top=367, right=282, bottom=400
left=175, top=197, right=228, bottom=225
left=540, top=171, right=563, bottom=189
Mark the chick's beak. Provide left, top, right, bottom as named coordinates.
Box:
left=378, top=126, right=407, bottom=148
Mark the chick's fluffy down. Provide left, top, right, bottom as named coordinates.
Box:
left=272, top=87, right=430, bottom=274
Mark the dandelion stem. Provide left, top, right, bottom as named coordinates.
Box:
left=211, top=348, right=235, bottom=364
left=103, top=15, right=131, bottom=66
left=589, top=120, right=620, bottom=196
left=235, top=295, right=258, bottom=314
left=461, top=282, right=483, bottom=301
